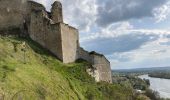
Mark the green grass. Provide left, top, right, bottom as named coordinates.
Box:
left=0, top=35, right=134, bottom=100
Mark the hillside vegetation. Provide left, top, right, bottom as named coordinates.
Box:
left=0, top=36, right=134, bottom=100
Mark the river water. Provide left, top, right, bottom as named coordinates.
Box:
left=139, top=74, right=170, bottom=98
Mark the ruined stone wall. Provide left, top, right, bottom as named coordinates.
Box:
left=44, top=23, right=63, bottom=61
left=78, top=47, right=92, bottom=62
left=27, top=1, right=46, bottom=11
left=60, top=23, right=79, bottom=63
left=90, top=53, right=112, bottom=83
left=78, top=48, right=112, bottom=83
left=29, top=9, right=63, bottom=61
left=25, top=1, right=47, bottom=34
left=29, top=10, right=45, bottom=46
left=26, top=0, right=46, bottom=22
left=28, top=1, right=79, bottom=63
left=0, top=0, right=27, bottom=32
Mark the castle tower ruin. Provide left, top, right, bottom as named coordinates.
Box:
left=28, top=1, right=79, bottom=63
left=51, top=1, right=63, bottom=23
left=0, top=0, right=113, bottom=83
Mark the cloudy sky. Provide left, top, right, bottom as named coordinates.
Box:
left=34, top=0, right=170, bottom=69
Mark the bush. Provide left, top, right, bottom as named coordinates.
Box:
left=85, top=88, right=99, bottom=100
left=145, top=89, right=160, bottom=100
left=136, top=95, right=150, bottom=100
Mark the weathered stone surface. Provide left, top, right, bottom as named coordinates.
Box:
left=29, top=8, right=63, bottom=61
left=90, top=52, right=112, bottom=83
left=78, top=47, right=91, bottom=62
left=0, top=0, right=27, bottom=33
left=78, top=48, right=112, bottom=83
left=51, top=1, right=63, bottom=23
left=60, top=23, right=79, bottom=63
left=27, top=1, right=45, bottom=11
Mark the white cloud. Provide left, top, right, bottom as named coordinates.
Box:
left=80, top=22, right=134, bottom=42
left=96, top=0, right=168, bottom=27
left=153, top=1, right=170, bottom=22
left=81, top=21, right=170, bottom=43
left=60, top=0, right=97, bottom=32
left=111, top=40, right=170, bottom=69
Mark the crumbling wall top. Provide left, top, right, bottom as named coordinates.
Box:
left=27, top=0, right=46, bottom=11
left=52, top=1, right=62, bottom=8
left=90, top=51, right=110, bottom=64
left=51, top=1, right=63, bottom=23
left=89, top=51, right=103, bottom=56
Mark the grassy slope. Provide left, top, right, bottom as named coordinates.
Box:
left=0, top=36, right=134, bottom=100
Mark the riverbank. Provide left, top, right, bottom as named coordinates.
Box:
left=139, top=75, right=170, bottom=99
left=149, top=72, right=170, bottom=79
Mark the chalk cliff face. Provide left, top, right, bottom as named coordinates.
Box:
left=0, top=0, right=112, bottom=83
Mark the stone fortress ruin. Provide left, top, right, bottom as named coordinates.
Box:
left=0, top=0, right=112, bottom=83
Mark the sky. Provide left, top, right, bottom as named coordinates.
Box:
left=33, top=0, right=170, bottom=69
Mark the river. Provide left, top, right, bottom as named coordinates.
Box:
left=139, top=74, right=170, bottom=98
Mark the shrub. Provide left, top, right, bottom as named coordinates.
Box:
left=145, top=89, right=160, bottom=100
left=136, top=95, right=150, bottom=100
